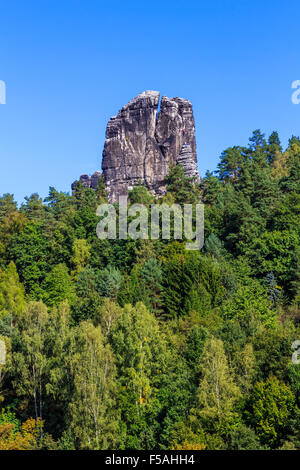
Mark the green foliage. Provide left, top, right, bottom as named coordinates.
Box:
left=7, top=222, right=49, bottom=295
left=97, top=265, right=123, bottom=298
left=0, top=128, right=299, bottom=449
left=164, top=165, right=200, bottom=204
left=229, top=423, right=264, bottom=450
left=71, top=239, right=91, bottom=278
left=140, top=258, right=163, bottom=314
left=245, top=376, right=295, bottom=447
left=192, top=337, right=241, bottom=435
left=0, top=262, right=26, bottom=322
left=243, top=230, right=299, bottom=288
left=110, top=302, right=167, bottom=448
left=42, top=264, right=76, bottom=307
left=221, top=283, right=277, bottom=329
left=95, top=174, right=108, bottom=203
left=68, top=321, right=118, bottom=449
left=12, top=301, right=49, bottom=420
left=128, top=183, right=154, bottom=205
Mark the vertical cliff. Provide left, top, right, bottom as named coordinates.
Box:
left=72, top=91, right=199, bottom=201
left=102, top=91, right=199, bottom=201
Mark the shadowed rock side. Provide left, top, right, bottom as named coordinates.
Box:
left=72, top=91, right=200, bottom=201
left=102, top=91, right=163, bottom=201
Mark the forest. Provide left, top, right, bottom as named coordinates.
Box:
left=0, top=129, right=299, bottom=450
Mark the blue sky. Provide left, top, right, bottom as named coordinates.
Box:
left=0, top=0, right=300, bottom=203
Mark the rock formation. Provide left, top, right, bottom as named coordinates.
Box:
left=71, top=171, right=101, bottom=192
left=72, top=91, right=199, bottom=201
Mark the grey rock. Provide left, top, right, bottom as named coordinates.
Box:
left=102, top=91, right=199, bottom=201
left=176, top=143, right=200, bottom=180
left=72, top=91, right=199, bottom=201
left=71, top=171, right=102, bottom=193
left=79, top=174, right=91, bottom=188
left=91, top=171, right=102, bottom=190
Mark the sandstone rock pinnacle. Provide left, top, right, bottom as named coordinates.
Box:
left=72, top=91, right=199, bottom=201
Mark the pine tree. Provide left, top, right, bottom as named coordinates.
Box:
left=164, top=165, right=200, bottom=204
left=140, top=258, right=163, bottom=314
left=267, top=131, right=282, bottom=165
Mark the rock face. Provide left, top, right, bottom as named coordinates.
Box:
left=102, top=91, right=199, bottom=201
left=71, top=171, right=101, bottom=192
left=176, top=144, right=199, bottom=179
left=72, top=91, right=199, bottom=201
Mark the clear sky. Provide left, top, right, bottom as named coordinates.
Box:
left=0, top=0, right=300, bottom=203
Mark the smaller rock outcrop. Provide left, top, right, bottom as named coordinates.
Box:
left=176, top=144, right=199, bottom=179
left=71, top=171, right=102, bottom=193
